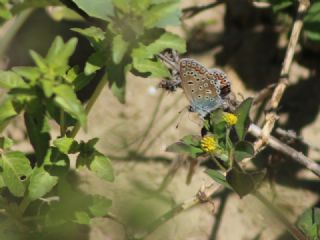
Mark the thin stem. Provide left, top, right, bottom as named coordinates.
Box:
left=136, top=91, right=165, bottom=152
left=18, top=196, right=30, bottom=215
left=69, top=75, right=108, bottom=138
left=253, top=191, right=307, bottom=240
left=182, top=0, right=223, bottom=19
left=60, top=110, right=66, bottom=136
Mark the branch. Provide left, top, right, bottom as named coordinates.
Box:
left=254, top=0, right=310, bottom=151
left=182, top=0, right=223, bottom=19
left=134, top=184, right=221, bottom=240
left=248, top=123, right=320, bottom=177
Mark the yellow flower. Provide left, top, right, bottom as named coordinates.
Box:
left=223, top=112, right=238, bottom=126
left=200, top=136, right=218, bottom=153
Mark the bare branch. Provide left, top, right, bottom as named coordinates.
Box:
left=255, top=0, right=311, bottom=151
left=182, top=1, right=223, bottom=19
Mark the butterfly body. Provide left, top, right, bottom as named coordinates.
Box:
left=179, top=58, right=231, bottom=118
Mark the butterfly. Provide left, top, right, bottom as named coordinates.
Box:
left=179, top=58, right=231, bottom=118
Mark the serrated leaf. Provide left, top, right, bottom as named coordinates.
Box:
left=53, top=136, right=79, bottom=154
left=0, top=71, right=28, bottom=89
left=166, top=141, right=203, bottom=158
left=144, top=2, right=180, bottom=29
left=112, top=34, right=129, bottom=64
left=206, top=169, right=231, bottom=189
left=89, top=195, right=112, bottom=217
left=1, top=151, right=32, bottom=197
left=28, top=167, right=58, bottom=201
left=235, top=98, right=253, bottom=140
left=71, top=0, right=114, bottom=20
left=53, top=84, right=86, bottom=127
left=234, top=141, right=254, bottom=162
left=24, top=113, right=50, bottom=164
left=89, top=152, right=114, bottom=182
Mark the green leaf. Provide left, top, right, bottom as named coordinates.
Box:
left=226, top=168, right=266, bottom=198
left=0, top=98, right=20, bottom=131
left=74, top=211, right=91, bottom=224
left=144, top=1, right=180, bottom=29
left=12, top=67, right=41, bottom=83
left=0, top=71, right=28, bottom=89
left=235, top=98, right=253, bottom=140
left=44, top=147, right=70, bottom=176
left=46, top=36, right=65, bottom=62
left=297, top=207, right=320, bottom=239
left=304, top=2, right=320, bottom=42
left=181, top=135, right=201, bottom=146
left=84, top=51, right=106, bottom=75
left=0, top=136, right=13, bottom=150
left=89, top=152, right=114, bottom=182
left=1, top=151, right=32, bottom=197
left=71, top=0, right=114, bottom=20
left=53, top=84, right=86, bottom=127
left=112, top=0, right=130, bottom=13
left=53, top=137, right=79, bottom=154
left=234, top=141, right=254, bottom=162
left=72, top=27, right=106, bottom=49
left=147, top=32, right=186, bottom=54
left=28, top=167, right=58, bottom=201
left=206, top=169, right=231, bottom=189
left=166, top=141, right=203, bottom=158
left=89, top=195, right=112, bottom=217
left=112, top=34, right=129, bottom=64
left=271, top=0, right=294, bottom=12
left=29, top=50, right=47, bottom=71
left=24, top=113, right=50, bottom=164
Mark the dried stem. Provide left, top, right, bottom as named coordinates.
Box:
left=182, top=1, right=223, bottom=19
left=254, top=0, right=310, bottom=151
left=248, top=123, right=320, bottom=177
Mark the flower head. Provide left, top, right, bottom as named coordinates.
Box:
left=200, top=136, right=218, bottom=153
left=223, top=112, right=238, bottom=126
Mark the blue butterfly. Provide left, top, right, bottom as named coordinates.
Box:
left=179, top=58, right=231, bottom=118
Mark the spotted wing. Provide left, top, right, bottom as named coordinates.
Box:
left=179, top=58, right=222, bottom=114
left=209, top=68, right=231, bottom=98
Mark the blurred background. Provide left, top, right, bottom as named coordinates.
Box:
left=1, top=0, right=320, bottom=239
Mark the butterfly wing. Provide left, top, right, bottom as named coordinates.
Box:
left=179, top=58, right=223, bottom=116
left=209, top=68, right=231, bottom=98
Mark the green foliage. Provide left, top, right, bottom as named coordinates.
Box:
left=304, top=1, right=320, bottom=42
left=297, top=207, right=320, bottom=239
left=235, top=98, right=253, bottom=140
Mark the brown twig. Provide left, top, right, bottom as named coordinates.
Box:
left=182, top=0, right=223, bottom=19
left=248, top=123, right=320, bottom=177
left=133, top=183, right=221, bottom=240
left=254, top=0, right=310, bottom=151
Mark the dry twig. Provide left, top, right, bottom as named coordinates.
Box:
left=182, top=0, right=223, bottom=19
left=254, top=0, right=311, bottom=151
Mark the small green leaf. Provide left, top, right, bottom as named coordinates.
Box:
left=0, top=71, right=28, bottom=89
left=41, top=79, right=54, bottom=98
left=89, top=152, right=114, bottom=182
left=71, top=0, right=114, bottom=20
left=112, top=34, right=129, bottom=64
left=297, top=207, right=320, bottom=239
left=29, top=50, right=47, bottom=71
left=74, top=211, right=91, bottom=224
left=234, top=141, right=254, bottom=162
left=46, top=36, right=65, bottom=63
left=181, top=135, right=201, bottom=146
left=28, top=167, right=58, bottom=201
left=0, top=98, right=20, bottom=131
left=304, top=2, right=320, bottom=42
left=53, top=84, right=86, bottom=127
left=72, top=27, right=106, bottom=49
left=147, top=32, right=186, bottom=54
left=206, top=169, right=231, bottom=189
left=84, top=51, right=106, bottom=75
left=89, top=195, right=112, bottom=217
left=24, top=113, right=50, bottom=164
left=0, top=136, right=13, bottom=150
left=44, top=147, right=70, bottom=176
left=53, top=136, right=79, bottom=154
left=1, top=151, right=32, bottom=197
left=144, top=1, right=180, bottom=29
left=235, top=98, right=253, bottom=140
left=12, top=67, right=41, bottom=83
left=166, top=141, right=203, bottom=158
left=112, top=0, right=130, bottom=13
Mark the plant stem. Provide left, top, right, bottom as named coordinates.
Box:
left=60, top=110, right=66, bottom=136
left=253, top=191, right=307, bottom=240
left=18, top=196, right=30, bottom=215
left=69, top=75, right=108, bottom=138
